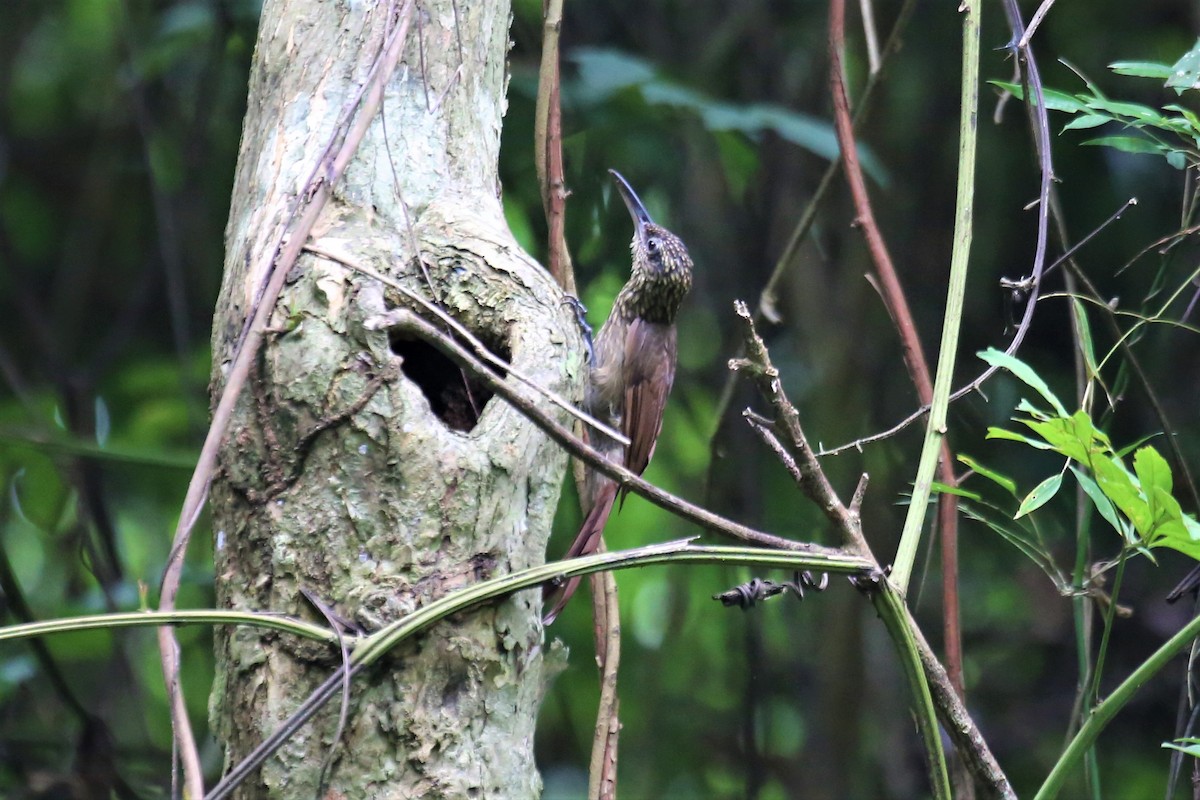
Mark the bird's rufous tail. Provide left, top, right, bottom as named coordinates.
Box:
left=542, top=482, right=618, bottom=624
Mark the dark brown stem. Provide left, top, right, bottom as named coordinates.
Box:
left=534, top=7, right=620, bottom=791
left=704, top=0, right=917, bottom=458
left=827, top=0, right=964, bottom=700
left=534, top=0, right=576, bottom=297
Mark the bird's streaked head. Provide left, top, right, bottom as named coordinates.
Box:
left=609, top=169, right=693, bottom=323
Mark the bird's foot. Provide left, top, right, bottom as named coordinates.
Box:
left=562, top=294, right=595, bottom=364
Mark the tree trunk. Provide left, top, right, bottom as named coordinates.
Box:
left=209, top=1, right=581, bottom=796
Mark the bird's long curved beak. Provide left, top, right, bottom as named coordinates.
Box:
left=609, top=169, right=653, bottom=237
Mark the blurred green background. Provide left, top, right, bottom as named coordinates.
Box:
left=2, top=0, right=1199, bottom=797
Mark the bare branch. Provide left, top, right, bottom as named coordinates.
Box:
left=730, top=299, right=1013, bottom=798
left=380, top=308, right=837, bottom=555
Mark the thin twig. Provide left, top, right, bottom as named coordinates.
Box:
left=730, top=301, right=865, bottom=553
left=744, top=409, right=804, bottom=487
left=588, top=541, right=621, bottom=800
left=534, top=0, right=576, bottom=297
left=857, top=0, right=881, bottom=74
left=1018, top=0, right=1057, bottom=49
left=817, top=197, right=1134, bottom=458
left=300, top=587, right=354, bottom=799
left=534, top=7, right=621, bottom=790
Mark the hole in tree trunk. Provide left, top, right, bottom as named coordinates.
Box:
left=389, top=328, right=509, bottom=432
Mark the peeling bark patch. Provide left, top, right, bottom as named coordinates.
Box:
left=388, top=327, right=510, bottom=432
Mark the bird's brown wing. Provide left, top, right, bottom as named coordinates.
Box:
left=621, top=319, right=677, bottom=491
left=542, top=321, right=676, bottom=624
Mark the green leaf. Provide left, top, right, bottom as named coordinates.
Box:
left=570, top=47, right=889, bottom=185
left=1133, top=446, right=1173, bottom=505
left=570, top=47, right=656, bottom=102
left=1082, top=136, right=1166, bottom=156
left=1021, top=412, right=1097, bottom=463
left=986, top=426, right=1055, bottom=450
left=931, top=481, right=982, bottom=501
left=978, top=348, right=1067, bottom=416
left=1149, top=492, right=1200, bottom=561
left=1109, top=60, right=1174, bottom=80
left=1072, top=299, right=1099, bottom=380
left=1163, top=738, right=1200, bottom=758
left=1108, top=436, right=1161, bottom=462
left=1071, top=466, right=1128, bottom=541
left=1165, top=104, right=1200, bottom=131
left=1084, top=97, right=1167, bottom=125
left=1092, top=455, right=1152, bottom=538
left=957, top=503, right=1063, bottom=586
left=1183, top=515, right=1200, bottom=554
left=1016, top=473, right=1064, bottom=518
left=958, top=454, right=1018, bottom=497
left=1062, top=114, right=1113, bottom=132
left=1149, top=486, right=1192, bottom=542
left=988, top=81, right=1090, bottom=114
left=1166, top=39, right=1200, bottom=93
left=1015, top=398, right=1052, bottom=421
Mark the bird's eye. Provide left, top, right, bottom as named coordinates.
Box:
left=647, top=237, right=661, bottom=253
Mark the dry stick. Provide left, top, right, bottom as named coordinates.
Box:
left=534, top=0, right=576, bottom=298
left=1019, top=0, right=1058, bottom=49
left=858, top=0, right=881, bottom=74
left=731, top=302, right=1015, bottom=799
left=827, top=0, right=965, bottom=698
left=731, top=301, right=866, bottom=552
left=533, top=4, right=621, bottom=794
left=589, top=539, right=621, bottom=800
left=154, top=5, right=416, bottom=796
left=1115, top=218, right=1200, bottom=278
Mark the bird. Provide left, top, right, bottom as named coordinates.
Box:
left=543, top=169, right=694, bottom=624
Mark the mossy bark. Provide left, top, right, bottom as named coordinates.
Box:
left=209, top=1, right=581, bottom=796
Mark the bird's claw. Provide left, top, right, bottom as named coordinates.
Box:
left=562, top=294, right=595, bottom=364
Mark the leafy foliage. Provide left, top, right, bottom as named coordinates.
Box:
left=993, top=43, right=1200, bottom=170
left=968, top=349, right=1200, bottom=561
